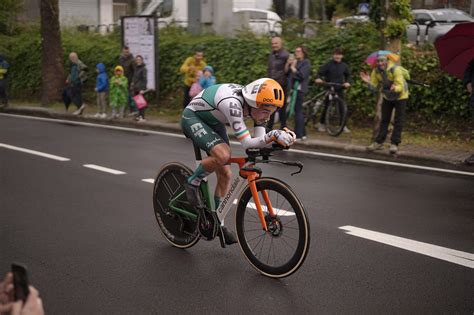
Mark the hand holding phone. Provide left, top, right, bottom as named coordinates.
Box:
left=11, top=263, right=30, bottom=302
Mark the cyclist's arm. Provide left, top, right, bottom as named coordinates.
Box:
left=219, top=98, right=268, bottom=149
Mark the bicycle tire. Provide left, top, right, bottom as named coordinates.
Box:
left=325, top=96, right=348, bottom=137
left=302, top=100, right=314, bottom=128
left=153, top=162, right=200, bottom=248
left=235, top=177, right=310, bottom=278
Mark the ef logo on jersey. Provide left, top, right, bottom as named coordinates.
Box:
left=190, top=123, right=207, bottom=138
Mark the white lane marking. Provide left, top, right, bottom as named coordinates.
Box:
left=290, top=148, right=474, bottom=177
left=83, top=164, right=126, bottom=175
left=232, top=199, right=295, bottom=216
left=339, top=225, right=474, bottom=269
left=0, top=143, right=70, bottom=161
left=142, top=178, right=155, bottom=183
left=0, top=113, right=184, bottom=138
left=2, top=113, right=473, bottom=177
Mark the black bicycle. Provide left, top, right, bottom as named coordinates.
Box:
left=302, top=82, right=348, bottom=137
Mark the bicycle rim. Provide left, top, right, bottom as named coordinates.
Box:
left=325, top=97, right=347, bottom=136
left=153, top=162, right=200, bottom=248
left=236, top=178, right=310, bottom=278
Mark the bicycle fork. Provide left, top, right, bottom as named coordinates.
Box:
left=241, top=171, right=276, bottom=232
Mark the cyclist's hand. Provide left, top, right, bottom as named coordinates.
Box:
left=315, top=78, right=324, bottom=85
left=343, top=82, right=351, bottom=89
left=265, top=130, right=295, bottom=147
left=283, top=128, right=296, bottom=144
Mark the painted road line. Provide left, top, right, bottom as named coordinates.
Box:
left=83, top=164, right=126, bottom=175
left=142, top=178, right=155, bottom=184
left=0, top=143, right=70, bottom=161
left=2, top=113, right=473, bottom=177
left=339, top=225, right=474, bottom=269
left=0, top=113, right=184, bottom=138
left=232, top=199, right=295, bottom=216
left=290, top=148, right=474, bottom=177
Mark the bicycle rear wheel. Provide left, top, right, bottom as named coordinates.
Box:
left=325, top=97, right=348, bottom=136
left=235, top=178, right=310, bottom=278
left=302, top=100, right=316, bottom=128
left=153, top=162, right=200, bottom=248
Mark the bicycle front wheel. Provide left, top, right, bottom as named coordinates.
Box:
left=325, top=97, right=348, bottom=136
left=236, top=178, right=310, bottom=278
left=153, top=162, right=200, bottom=248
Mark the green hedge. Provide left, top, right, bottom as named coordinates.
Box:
left=0, top=24, right=470, bottom=123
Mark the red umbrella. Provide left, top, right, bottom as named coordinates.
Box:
left=434, top=22, right=474, bottom=80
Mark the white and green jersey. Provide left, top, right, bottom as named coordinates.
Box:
left=185, top=84, right=268, bottom=149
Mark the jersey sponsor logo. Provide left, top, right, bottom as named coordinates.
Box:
left=190, top=123, right=207, bottom=138
left=206, top=138, right=221, bottom=148
left=229, top=102, right=242, bottom=118
left=189, top=101, right=204, bottom=107
left=251, top=84, right=259, bottom=94
left=232, top=121, right=242, bottom=132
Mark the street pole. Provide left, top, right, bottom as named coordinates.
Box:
left=320, top=0, right=326, bottom=21
left=471, top=0, right=474, bottom=16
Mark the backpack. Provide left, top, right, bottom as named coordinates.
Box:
left=390, top=65, right=410, bottom=81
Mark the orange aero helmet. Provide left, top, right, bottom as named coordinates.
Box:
left=242, top=78, right=285, bottom=109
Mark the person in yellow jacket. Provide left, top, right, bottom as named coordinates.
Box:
left=360, top=55, right=409, bottom=154
left=180, top=49, right=206, bottom=108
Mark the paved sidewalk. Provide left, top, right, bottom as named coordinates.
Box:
left=1, top=105, right=473, bottom=172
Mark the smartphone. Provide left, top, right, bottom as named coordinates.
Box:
left=289, top=53, right=295, bottom=60
left=11, top=263, right=30, bottom=302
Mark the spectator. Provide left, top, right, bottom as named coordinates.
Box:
left=463, top=58, right=474, bottom=165
left=189, top=70, right=203, bottom=98
left=109, top=65, right=128, bottom=119
left=199, top=66, right=216, bottom=89
left=118, top=46, right=136, bottom=115
left=267, top=36, right=290, bottom=130
left=94, top=63, right=109, bottom=119
left=130, top=55, right=148, bottom=122
left=286, top=45, right=312, bottom=140
left=180, top=49, right=206, bottom=108
left=0, top=54, right=9, bottom=107
left=315, top=48, right=352, bottom=133
left=0, top=272, right=44, bottom=315
left=360, top=55, right=409, bottom=154
left=63, top=52, right=88, bottom=115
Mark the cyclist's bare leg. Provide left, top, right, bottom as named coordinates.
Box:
left=214, top=164, right=232, bottom=207
left=201, top=143, right=231, bottom=173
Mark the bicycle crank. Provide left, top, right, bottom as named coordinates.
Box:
left=197, top=209, right=218, bottom=241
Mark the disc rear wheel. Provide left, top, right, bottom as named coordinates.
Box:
left=153, top=162, right=200, bottom=248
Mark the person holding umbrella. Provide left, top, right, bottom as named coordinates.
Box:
left=463, top=58, right=474, bottom=165
left=360, top=52, right=409, bottom=154
left=434, top=22, right=474, bottom=165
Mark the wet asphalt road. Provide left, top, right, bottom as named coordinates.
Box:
left=1, top=114, right=473, bottom=314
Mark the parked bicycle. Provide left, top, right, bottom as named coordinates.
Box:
left=302, top=82, right=348, bottom=137
left=153, top=143, right=310, bottom=278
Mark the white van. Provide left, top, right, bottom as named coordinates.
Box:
left=233, top=8, right=282, bottom=35
left=142, top=0, right=282, bottom=35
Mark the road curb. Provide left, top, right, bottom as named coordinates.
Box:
left=1, top=106, right=472, bottom=172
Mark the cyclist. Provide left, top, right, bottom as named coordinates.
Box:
left=181, top=78, right=296, bottom=244
left=315, top=48, right=352, bottom=133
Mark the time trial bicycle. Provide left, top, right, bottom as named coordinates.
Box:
left=302, top=82, right=348, bottom=137
left=153, top=144, right=310, bottom=278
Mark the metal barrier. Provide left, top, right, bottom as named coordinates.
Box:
left=412, top=21, right=421, bottom=46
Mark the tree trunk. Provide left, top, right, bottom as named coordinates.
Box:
left=40, top=0, right=64, bottom=106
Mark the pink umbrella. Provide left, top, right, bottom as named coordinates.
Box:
left=434, top=22, right=474, bottom=80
